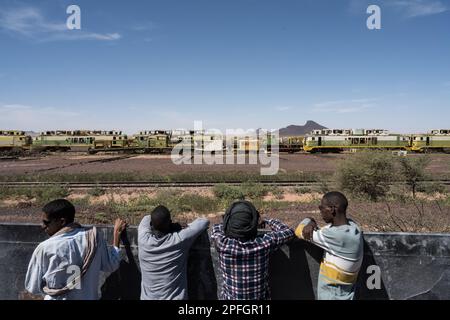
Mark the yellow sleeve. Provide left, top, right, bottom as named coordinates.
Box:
left=295, top=224, right=305, bottom=239
left=295, top=218, right=314, bottom=239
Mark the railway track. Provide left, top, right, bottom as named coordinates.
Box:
left=0, top=180, right=449, bottom=189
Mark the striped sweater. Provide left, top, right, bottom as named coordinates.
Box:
left=295, top=218, right=363, bottom=300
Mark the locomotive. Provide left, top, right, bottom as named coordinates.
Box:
left=303, top=129, right=410, bottom=153
left=2, top=128, right=449, bottom=155
left=303, top=129, right=450, bottom=153
left=31, top=130, right=128, bottom=153
left=0, top=131, right=32, bottom=152
left=410, top=129, right=450, bottom=152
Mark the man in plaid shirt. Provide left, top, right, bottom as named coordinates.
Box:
left=211, top=200, right=294, bottom=300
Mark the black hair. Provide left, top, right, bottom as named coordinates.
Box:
left=151, top=205, right=171, bottom=232
left=42, top=199, right=75, bottom=223
left=323, top=191, right=348, bottom=214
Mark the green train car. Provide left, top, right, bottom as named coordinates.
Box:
left=32, top=130, right=128, bottom=153
left=279, top=136, right=303, bottom=153
left=193, top=134, right=224, bottom=153
left=32, top=132, right=94, bottom=152
left=303, top=129, right=410, bottom=153
left=133, top=130, right=172, bottom=153
left=0, top=130, right=32, bottom=151
left=169, top=130, right=226, bottom=154
left=410, top=129, right=450, bottom=152
left=88, top=131, right=129, bottom=150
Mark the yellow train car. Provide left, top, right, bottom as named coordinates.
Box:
left=411, top=129, right=450, bottom=152
left=238, top=136, right=260, bottom=153
left=0, top=130, right=32, bottom=151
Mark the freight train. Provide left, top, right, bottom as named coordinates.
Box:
left=303, top=128, right=450, bottom=153
left=1, top=128, right=449, bottom=155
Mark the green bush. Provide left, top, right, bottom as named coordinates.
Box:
left=0, top=186, right=70, bottom=204
left=271, top=187, right=285, bottom=200
left=213, top=184, right=245, bottom=201
left=71, top=196, right=91, bottom=207
left=88, top=187, right=106, bottom=197
left=241, top=182, right=270, bottom=199
left=0, top=187, right=33, bottom=199
left=94, top=212, right=109, bottom=224
left=416, top=182, right=447, bottom=195
left=177, top=194, right=220, bottom=213
left=294, top=187, right=313, bottom=194
left=335, top=151, right=396, bottom=201
left=397, top=156, right=430, bottom=198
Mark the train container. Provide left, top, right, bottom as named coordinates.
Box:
left=32, top=130, right=128, bottom=153
left=303, top=129, right=410, bottom=153
left=0, top=130, right=32, bottom=151
left=133, top=131, right=172, bottom=153
left=279, top=136, right=303, bottom=153
left=410, top=129, right=450, bottom=152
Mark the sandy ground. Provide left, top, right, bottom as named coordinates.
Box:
left=0, top=153, right=448, bottom=232
left=0, top=153, right=449, bottom=176
left=0, top=188, right=448, bottom=233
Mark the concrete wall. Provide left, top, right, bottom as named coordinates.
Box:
left=0, top=223, right=449, bottom=300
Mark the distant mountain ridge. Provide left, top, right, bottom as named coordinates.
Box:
left=278, top=121, right=327, bottom=137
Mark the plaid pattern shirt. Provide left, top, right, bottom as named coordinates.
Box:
left=211, top=219, right=294, bottom=300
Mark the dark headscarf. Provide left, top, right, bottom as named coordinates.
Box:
left=223, top=200, right=260, bottom=241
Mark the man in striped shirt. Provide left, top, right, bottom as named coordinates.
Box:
left=211, top=200, right=295, bottom=300
left=295, top=191, right=363, bottom=300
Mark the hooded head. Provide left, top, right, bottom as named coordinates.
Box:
left=223, top=200, right=260, bottom=241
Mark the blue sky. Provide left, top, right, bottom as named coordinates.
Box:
left=0, top=0, right=449, bottom=134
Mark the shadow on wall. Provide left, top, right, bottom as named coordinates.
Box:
left=355, top=240, right=389, bottom=300
left=100, top=231, right=141, bottom=300
left=98, top=236, right=391, bottom=300
left=187, top=231, right=218, bottom=300
left=270, top=239, right=390, bottom=300
left=99, top=230, right=218, bottom=300
left=407, top=269, right=450, bottom=300
left=269, top=240, right=323, bottom=300
left=3, top=224, right=448, bottom=300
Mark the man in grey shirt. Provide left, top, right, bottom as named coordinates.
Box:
left=138, top=205, right=209, bottom=300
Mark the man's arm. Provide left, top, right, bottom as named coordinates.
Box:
left=210, top=223, right=225, bottom=249
left=138, top=215, right=152, bottom=243
left=295, top=217, right=318, bottom=241
left=24, top=246, right=45, bottom=296
left=295, top=218, right=342, bottom=254
left=179, top=218, right=210, bottom=243
left=264, top=219, right=295, bottom=249
left=100, top=218, right=126, bottom=273
left=113, top=218, right=127, bottom=248
left=210, top=223, right=224, bottom=240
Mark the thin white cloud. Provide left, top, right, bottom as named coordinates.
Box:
left=348, top=0, right=448, bottom=18
left=131, top=22, right=156, bottom=32
left=2, top=104, right=32, bottom=110
left=275, top=106, right=291, bottom=112
left=384, top=0, right=448, bottom=18
left=312, top=98, right=376, bottom=114
left=443, top=81, right=450, bottom=87
left=44, top=32, right=122, bottom=42
left=0, top=6, right=122, bottom=42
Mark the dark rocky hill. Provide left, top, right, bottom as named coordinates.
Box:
left=279, top=121, right=327, bottom=136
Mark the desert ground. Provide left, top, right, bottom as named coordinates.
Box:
left=0, top=152, right=449, bottom=232
left=0, top=152, right=449, bottom=176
